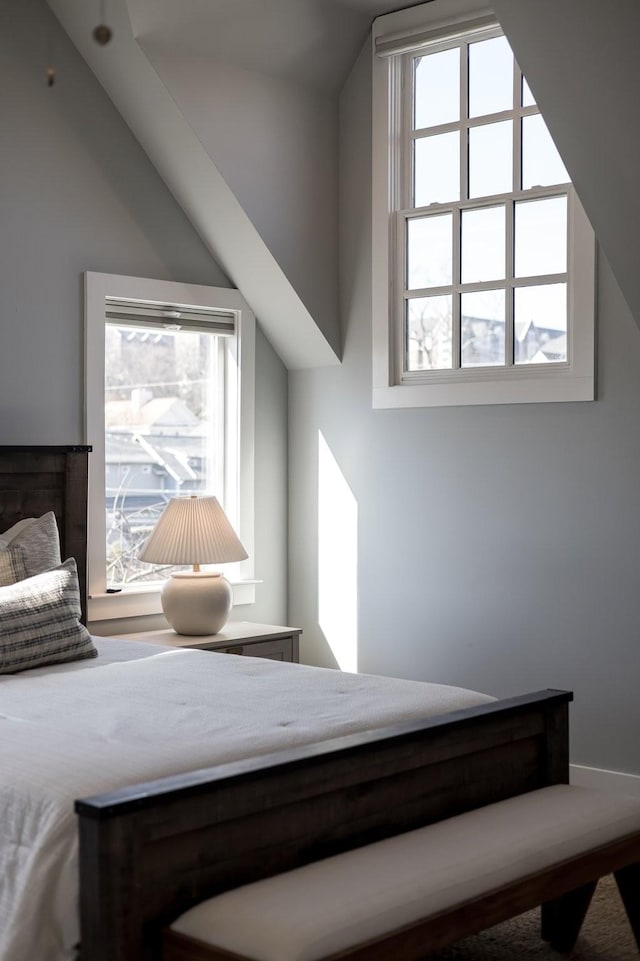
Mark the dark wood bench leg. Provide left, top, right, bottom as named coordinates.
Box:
left=615, top=862, right=640, bottom=950
left=541, top=880, right=597, bottom=952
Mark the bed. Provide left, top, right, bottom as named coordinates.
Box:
left=0, top=446, right=572, bottom=961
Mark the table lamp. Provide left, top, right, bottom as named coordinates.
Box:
left=139, top=495, right=248, bottom=635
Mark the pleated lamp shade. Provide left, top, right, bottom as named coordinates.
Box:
left=139, top=496, right=247, bottom=566
left=139, top=496, right=248, bottom=636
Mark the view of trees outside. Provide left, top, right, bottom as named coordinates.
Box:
left=104, top=324, right=217, bottom=586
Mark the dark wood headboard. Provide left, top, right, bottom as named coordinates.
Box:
left=0, top=446, right=91, bottom=623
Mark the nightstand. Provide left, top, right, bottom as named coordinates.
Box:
left=126, top=621, right=302, bottom=663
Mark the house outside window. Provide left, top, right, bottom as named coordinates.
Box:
left=85, top=273, right=255, bottom=622
left=372, top=1, right=595, bottom=409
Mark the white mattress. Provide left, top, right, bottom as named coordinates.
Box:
left=0, top=637, right=494, bottom=961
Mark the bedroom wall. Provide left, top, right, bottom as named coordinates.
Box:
left=489, top=0, right=640, bottom=336
left=288, top=41, right=640, bottom=777
left=0, top=0, right=288, bottom=628
left=138, top=38, right=341, bottom=358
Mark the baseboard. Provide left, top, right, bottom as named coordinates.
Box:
left=570, top=763, right=640, bottom=796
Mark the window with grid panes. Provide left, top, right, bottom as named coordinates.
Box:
left=372, top=3, right=595, bottom=408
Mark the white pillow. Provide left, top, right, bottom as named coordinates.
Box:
left=0, top=512, right=61, bottom=586
left=0, top=558, right=97, bottom=674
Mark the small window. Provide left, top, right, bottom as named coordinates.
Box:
left=85, top=273, right=256, bottom=622
left=372, top=2, right=595, bottom=408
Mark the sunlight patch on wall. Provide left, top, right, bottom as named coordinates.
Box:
left=318, top=431, right=358, bottom=672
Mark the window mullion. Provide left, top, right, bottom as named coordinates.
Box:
left=402, top=56, right=413, bottom=210
left=505, top=200, right=515, bottom=366
left=406, top=183, right=568, bottom=219
left=512, top=271, right=567, bottom=289
left=400, top=55, right=414, bottom=377
left=460, top=39, right=469, bottom=204
left=513, top=64, right=522, bottom=195
left=391, top=56, right=409, bottom=379
left=453, top=40, right=469, bottom=370
left=452, top=208, right=461, bottom=369
left=399, top=217, right=409, bottom=375
left=503, top=59, right=520, bottom=369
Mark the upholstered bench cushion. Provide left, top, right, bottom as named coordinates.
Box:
left=169, top=785, right=640, bottom=961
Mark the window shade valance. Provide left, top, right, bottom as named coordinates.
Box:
left=105, top=298, right=236, bottom=335
left=374, top=13, right=496, bottom=57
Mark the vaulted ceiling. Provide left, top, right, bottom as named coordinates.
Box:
left=49, top=0, right=640, bottom=359
left=127, top=0, right=406, bottom=92
left=49, top=0, right=425, bottom=369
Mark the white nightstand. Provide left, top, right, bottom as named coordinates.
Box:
left=126, top=621, right=301, bottom=663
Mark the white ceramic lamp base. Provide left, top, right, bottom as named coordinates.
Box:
left=161, top=571, right=233, bottom=635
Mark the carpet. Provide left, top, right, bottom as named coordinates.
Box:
left=428, top=876, right=636, bottom=960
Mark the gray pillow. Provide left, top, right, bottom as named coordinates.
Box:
left=0, top=517, right=36, bottom=547
left=0, top=512, right=61, bottom=586
left=0, top=543, right=28, bottom=585
left=0, top=558, right=97, bottom=674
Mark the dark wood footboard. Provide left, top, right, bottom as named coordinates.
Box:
left=75, top=688, right=571, bottom=961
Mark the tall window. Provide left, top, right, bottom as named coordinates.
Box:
left=372, top=3, right=595, bottom=408
left=104, top=302, right=234, bottom=586
left=85, top=273, right=255, bottom=622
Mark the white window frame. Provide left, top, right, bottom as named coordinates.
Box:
left=372, top=0, right=596, bottom=409
left=85, top=271, right=256, bottom=622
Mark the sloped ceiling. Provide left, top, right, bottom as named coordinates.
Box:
left=128, top=0, right=372, bottom=91
left=48, top=0, right=354, bottom=370
left=50, top=0, right=640, bottom=357
left=47, top=0, right=423, bottom=370
left=126, top=0, right=425, bottom=91
left=478, top=0, right=640, bottom=330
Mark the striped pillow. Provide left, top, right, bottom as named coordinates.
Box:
left=0, top=558, right=97, bottom=674
left=0, top=543, right=28, bottom=585
left=0, top=511, right=61, bottom=586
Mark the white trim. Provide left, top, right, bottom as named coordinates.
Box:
left=85, top=272, right=256, bottom=622
left=571, top=764, right=640, bottom=797
left=375, top=14, right=496, bottom=58
left=87, top=581, right=259, bottom=622
left=373, top=372, right=594, bottom=409
left=373, top=1, right=495, bottom=56
left=372, top=0, right=596, bottom=409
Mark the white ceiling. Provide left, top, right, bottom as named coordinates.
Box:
left=127, top=0, right=421, bottom=91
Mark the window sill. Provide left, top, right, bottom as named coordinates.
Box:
left=373, top=370, right=595, bottom=408
left=88, top=580, right=259, bottom=621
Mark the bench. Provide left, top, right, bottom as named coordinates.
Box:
left=162, top=785, right=640, bottom=961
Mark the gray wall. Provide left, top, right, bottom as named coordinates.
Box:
left=139, top=39, right=341, bottom=357
left=289, top=41, right=640, bottom=776
left=0, top=0, right=288, bottom=628
left=491, top=0, right=640, bottom=333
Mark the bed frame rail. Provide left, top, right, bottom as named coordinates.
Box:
left=76, top=688, right=571, bottom=961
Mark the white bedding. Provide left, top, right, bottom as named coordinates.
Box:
left=0, top=637, right=494, bottom=961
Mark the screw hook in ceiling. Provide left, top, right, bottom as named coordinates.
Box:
left=93, top=0, right=113, bottom=45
